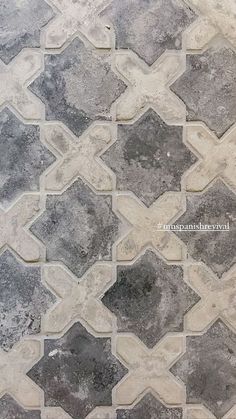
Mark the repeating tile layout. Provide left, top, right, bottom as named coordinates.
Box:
left=0, top=1, right=236, bottom=418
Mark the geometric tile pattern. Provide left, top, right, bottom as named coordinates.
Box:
left=1, top=1, right=236, bottom=418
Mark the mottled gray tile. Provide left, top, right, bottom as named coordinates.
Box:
left=30, top=179, right=121, bottom=277
left=100, top=0, right=196, bottom=65
left=0, top=250, right=55, bottom=351
left=0, top=0, right=54, bottom=64
left=0, top=394, right=40, bottom=419
left=28, top=322, right=127, bottom=419
left=102, top=109, right=197, bottom=206
left=171, top=320, right=236, bottom=418
left=0, top=109, right=55, bottom=207
left=174, top=181, right=236, bottom=277
left=117, top=393, right=182, bottom=419
left=171, top=45, right=236, bottom=137
left=102, top=250, right=199, bottom=347
left=30, top=37, right=126, bottom=137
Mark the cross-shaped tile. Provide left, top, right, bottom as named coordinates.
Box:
left=184, top=124, right=236, bottom=192
left=42, top=263, right=114, bottom=334
left=116, top=193, right=185, bottom=261
left=0, top=50, right=44, bottom=120
left=45, top=0, right=110, bottom=49
left=0, top=339, right=41, bottom=407
left=0, top=195, right=41, bottom=262
left=185, top=264, right=236, bottom=333
left=186, top=0, right=236, bottom=50
left=186, top=404, right=236, bottom=419
left=115, top=50, right=185, bottom=124
left=115, top=334, right=185, bottom=405
left=44, top=123, right=113, bottom=192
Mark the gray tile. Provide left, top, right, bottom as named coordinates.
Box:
left=102, top=251, right=199, bottom=347
left=0, top=0, right=54, bottom=64
left=28, top=322, right=127, bottom=419
left=100, top=0, right=196, bottom=65
left=117, top=393, right=182, bottom=419
left=0, top=395, right=40, bottom=419
left=171, top=45, right=236, bottom=137
left=0, top=250, right=55, bottom=351
left=174, top=181, right=236, bottom=277
left=30, top=179, right=121, bottom=277
left=0, top=109, right=55, bottom=208
left=30, top=37, right=126, bottom=137
left=102, top=110, right=197, bottom=206
left=171, top=320, right=236, bottom=418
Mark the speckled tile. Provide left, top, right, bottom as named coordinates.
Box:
left=0, top=395, right=40, bottom=419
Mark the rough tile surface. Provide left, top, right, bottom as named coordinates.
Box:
left=171, top=45, right=236, bottom=137
left=101, top=0, right=196, bottom=65
left=174, top=181, right=236, bottom=277
left=102, top=109, right=196, bottom=205
left=30, top=179, right=121, bottom=277
left=0, top=0, right=54, bottom=64
left=30, top=37, right=126, bottom=137
left=0, top=394, right=40, bottom=419
left=28, top=322, right=127, bottom=419
left=0, top=250, right=55, bottom=351
left=0, top=109, right=55, bottom=207
left=103, top=250, right=199, bottom=347
left=171, top=320, right=236, bottom=418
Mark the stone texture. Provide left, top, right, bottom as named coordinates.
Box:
left=0, top=109, right=55, bottom=207
left=30, top=37, right=126, bottom=137
left=102, top=110, right=197, bottom=205
left=115, top=50, right=186, bottom=124
left=0, top=250, right=55, bottom=351
left=171, top=320, right=236, bottom=418
left=115, top=334, right=185, bottom=405
left=0, top=394, right=40, bottom=419
left=101, top=0, right=196, bottom=65
left=117, top=393, right=182, bottom=419
left=103, top=250, right=199, bottom=347
left=28, top=322, right=127, bottom=419
left=171, top=45, right=236, bottom=137
left=30, top=179, right=121, bottom=277
left=0, top=0, right=54, bottom=64
left=174, top=181, right=236, bottom=277
left=116, top=193, right=185, bottom=262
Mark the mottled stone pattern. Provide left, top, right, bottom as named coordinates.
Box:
left=1, top=0, right=236, bottom=418
left=0, top=109, right=55, bottom=207
left=103, top=250, right=199, bottom=347
left=102, top=109, right=196, bottom=205
left=28, top=322, right=127, bottom=419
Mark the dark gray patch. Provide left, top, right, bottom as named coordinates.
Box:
left=117, top=393, right=182, bottom=419
left=171, top=45, right=236, bottom=137
left=171, top=320, right=236, bottom=418
left=0, top=250, right=55, bottom=351
left=0, top=395, right=41, bottom=419
left=102, top=109, right=196, bottom=206
left=30, top=37, right=126, bottom=137
left=30, top=179, right=121, bottom=277
left=0, top=0, right=54, bottom=64
left=27, top=322, right=127, bottom=419
left=100, top=0, right=196, bottom=65
left=0, top=109, right=55, bottom=208
left=102, top=251, right=199, bottom=347
left=174, top=180, right=236, bottom=277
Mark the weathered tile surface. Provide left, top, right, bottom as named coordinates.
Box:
left=0, top=109, right=55, bottom=207
left=0, top=394, right=40, bottom=419
left=171, top=320, right=236, bottom=418
left=30, top=37, right=126, bottom=137
left=0, top=250, right=55, bottom=351
left=102, top=109, right=196, bottom=205
left=171, top=45, right=236, bottom=137
left=101, top=0, right=196, bottom=65
left=174, top=181, right=236, bottom=277
left=28, top=322, right=127, bottom=419
left=103, top=250, right=199, bottom=347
